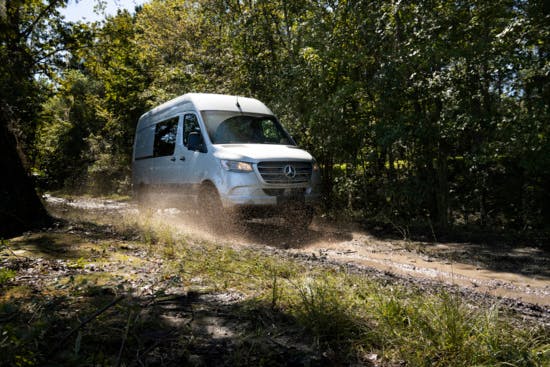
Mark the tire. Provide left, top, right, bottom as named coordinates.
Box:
left=199, top=183, right=234, bottom=233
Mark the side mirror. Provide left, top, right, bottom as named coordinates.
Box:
left=188, top=132, right=207, bottom=153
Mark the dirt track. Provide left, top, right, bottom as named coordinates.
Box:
left=44, top=195, right=550, bottom=322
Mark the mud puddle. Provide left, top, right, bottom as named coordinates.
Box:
left=288, top=230, right=549, bottom=307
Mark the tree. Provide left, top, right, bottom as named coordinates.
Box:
left=36, top=9, right=147, bottom=193
left=0, top=105, right=50, bottom=237
left=31, top=0, right=550, bottom=234
left=0, top=0, right=72, bottom=237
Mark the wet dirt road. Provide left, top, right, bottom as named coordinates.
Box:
left=45, top=195, right=550, bottom=320
left=234, top=220, right=550, bottom=323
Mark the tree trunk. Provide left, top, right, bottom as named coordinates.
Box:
left=435, top=149, right=449, bottom=229
left=0, top=105, right=50, bottom=238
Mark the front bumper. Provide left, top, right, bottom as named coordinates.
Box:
left=221, top=186, right=320, bottom=207
left=216, top=160, right=321, bottom=208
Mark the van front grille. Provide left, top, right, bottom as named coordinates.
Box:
left=257, top=161, right=312, bottom=184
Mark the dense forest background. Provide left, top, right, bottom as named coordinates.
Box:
left=2, top=0, right=549, bottom=235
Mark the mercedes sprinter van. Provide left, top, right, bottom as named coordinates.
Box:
left=132, top=93, right=320, bottom=228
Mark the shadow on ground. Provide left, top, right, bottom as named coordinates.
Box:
left=0, top=273, right=326, bottom=366
left=9, top=232, right=91, bottom=260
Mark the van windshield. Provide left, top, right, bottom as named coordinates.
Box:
left=201, top=111, right=294, bottom=145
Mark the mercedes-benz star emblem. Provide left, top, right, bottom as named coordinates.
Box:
left=283, top=164, right=296, bottom=178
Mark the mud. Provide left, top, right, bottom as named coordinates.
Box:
left=288, top=228, right=549, bottom=307
left=43, top=195, right=550, bottom=323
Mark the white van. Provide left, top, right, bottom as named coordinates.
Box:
left=132, top=93, right=320, bottom=228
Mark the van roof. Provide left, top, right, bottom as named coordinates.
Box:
left=139, top=93, right=274, bottom=123
left=190, top=93, right=273, bottom=115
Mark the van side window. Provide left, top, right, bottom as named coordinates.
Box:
left=153, top=117, right=179, bottom=157
left=183, top=114, right=200, bottom=146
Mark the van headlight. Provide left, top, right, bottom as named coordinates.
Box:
left=220, top=159, right=253, bottom=172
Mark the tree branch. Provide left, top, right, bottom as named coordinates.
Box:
left=21, top=0, right=66, bottom=40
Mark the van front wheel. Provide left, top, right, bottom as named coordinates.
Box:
left=198, top=184, right=234, bottom=232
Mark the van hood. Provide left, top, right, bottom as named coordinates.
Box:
left=213, top=144, right=313, bottom=162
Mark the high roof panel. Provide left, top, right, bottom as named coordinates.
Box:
left=145, top=93, right=273, bottom=117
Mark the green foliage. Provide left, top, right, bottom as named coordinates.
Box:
left=135, top=0, right=238, bottom=100
left=0, top=268, right=16, bottom=285
left=35, top=10, right=146, bottom=193
left=36, top=70, right=104, bottom=190
left=290, top=275, right=369, bottom=351
left=23, top=0, right=550, bottom=232
left=67, top=257, right=88, bottom=269
left=0, top=0, right=93, bottom=158
left=368, top=290, right=548, bottom=366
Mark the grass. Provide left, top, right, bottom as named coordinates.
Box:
left=150, top=228, right=548, bottom=365
left=0, top=203, right=548, bottom=366
left=0, top=268, right=16, bottom=285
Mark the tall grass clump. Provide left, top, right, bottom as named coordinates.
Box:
left=0, top=268, right=16, bottom=285
left=275, top=271, right=548, bottom=366
left=368, top=289, right=549, bottom=366
left=284, top=274, right=375, bottom=357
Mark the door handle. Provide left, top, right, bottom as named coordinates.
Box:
left=170, top=157, right=176, bottom=162
left=179, top=156, right=186, bottom=161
